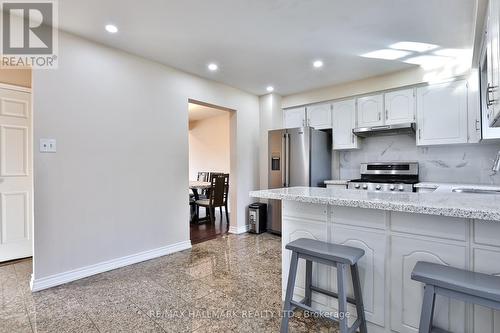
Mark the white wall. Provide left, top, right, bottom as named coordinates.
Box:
left=258, top=93, right=283, bottom=189
left=32, top=32, right=259, bottom=284
left=189, top=113, right=230, bottom=180
left=282, top=66, right=464, bottom=108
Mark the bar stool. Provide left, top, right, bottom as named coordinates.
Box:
left=412, top=261, right=500, bottom=333
left=281, top=238, right=368, bottom=333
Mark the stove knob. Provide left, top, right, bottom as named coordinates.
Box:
left=362, top=184, right=368, bottom=190
left=390, top=185, right=396, bottom=191
left=354, top=184, right=360, bottom=189
left=375, top=185, right=381, bottom=191
left=398, top=185, right=405, bottom=191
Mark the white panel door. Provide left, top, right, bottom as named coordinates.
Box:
left=306, top=103, right=332, bottom=129
left=0, top=87, right=32, bottom=262
left=472, top=248, right=500, bottom=333
left=357, top=94, right=384, bottom=127
left=332, top=99, right=360, bottom=150
left=385, top=88, right=416, bottom=125
left=281, top=201, right=330, bottom=308
left=331, top=226, right=386, bottom=327
left=416, top=80, right=468, bottom=146
left=283, top=107, right=306, bottom=129
left=390, top=236, right=467, bottom=333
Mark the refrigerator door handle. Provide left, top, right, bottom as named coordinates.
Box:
left=285, top=133, right=290, bottom=187
left=281, top=134, right=286, bottom=187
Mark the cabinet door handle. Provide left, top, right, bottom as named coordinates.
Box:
left=352, top=134, right=354, bottom=143
left=378, top=112, right=381, bottom=121
left=418, top=128, right=422, bottom=140
left=385, top=109, right=388, bottom=120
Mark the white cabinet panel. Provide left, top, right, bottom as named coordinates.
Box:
left=357, top=94, right=384, bottom=127
left=390, top=236, right=467, bottom=333
left=283, top=107, right=306, bottom=129
left=282, top=201, right=330, bottom=308
left=332, top=226, right=386, bottom=326
left=307, top=103, right=332, bottom=129
left=473, top=248, right=500, bottom=333
left=416, top=80, right=468, bottom=146
left=487, top=0, right=500, bottom=127
left=385, top=88, right=415, bottom=125
left=332, top=99, right=359, bottom=150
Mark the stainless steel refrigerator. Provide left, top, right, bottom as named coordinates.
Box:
left=267, top=127, right=331, bottom=234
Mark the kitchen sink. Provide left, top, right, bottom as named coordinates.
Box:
left=451, top=188, right=500, bottom=195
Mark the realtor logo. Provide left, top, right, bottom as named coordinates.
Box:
left=1, top=0, right=58, bottom=68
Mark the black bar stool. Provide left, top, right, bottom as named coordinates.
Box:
left=281, top=238, right=368, bottom=333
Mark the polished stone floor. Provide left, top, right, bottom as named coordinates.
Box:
left=1, top=233, right=339, bottom=332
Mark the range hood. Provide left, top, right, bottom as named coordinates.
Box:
left=353, top=123, right=416, bottom=138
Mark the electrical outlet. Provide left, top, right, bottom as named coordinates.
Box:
left=40, top=139, right=57, bottom=153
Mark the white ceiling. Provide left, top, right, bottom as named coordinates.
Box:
left=188, top=103, right=228, bottom=122
left=58, top=0, right=479, bottom=96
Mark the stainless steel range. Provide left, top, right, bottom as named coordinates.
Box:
left=347, top=162, right=419, bottom=192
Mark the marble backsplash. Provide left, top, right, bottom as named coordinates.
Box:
left=339, top=134, right=500, bottom=185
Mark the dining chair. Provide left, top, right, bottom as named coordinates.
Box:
left=195, top=174, right=229, bottom=230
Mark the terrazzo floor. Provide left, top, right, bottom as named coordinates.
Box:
left=1, top=233, right=339, bottom=333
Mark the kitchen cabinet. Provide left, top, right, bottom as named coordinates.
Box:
left=332, top=99, right=359, bottom=150
left=390, top=235, right=467, bottom=333
left=357, top=94, right=384, bottom=127
left=331, top=226, right=386, bottom=327
left=306, top=103, right=332, bottom=129
left=384, top=88, right=416, bottom=125
left=416, top=80, right=469, bottom=146
left=486, top=0, right=500, bottom=127
left=283, top=107, right=306, bottom=129
left=472, top=248, right=500, bottom=333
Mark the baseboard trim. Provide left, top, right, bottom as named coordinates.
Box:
left=228, top=224, right=249, bottom=234
left=30, top=240, right=192, bottom=292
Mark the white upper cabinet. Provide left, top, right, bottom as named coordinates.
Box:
left=384, top=88, right=416, bottom=125
left=306, top=103, right=332, bottom=129
left=416, top=80, right=468, bottom=146
left=357, top=94, right=384, bottom=127
left=283, top=107, right=306, bottom=129
left=487, top=0, right=500, bottom=127
left=332, top=99, right=359, bottom=150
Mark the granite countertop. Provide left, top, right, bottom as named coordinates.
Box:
left=250, top=187, right=500, bottom=221
left=324, top=180, right=350, bottom=185
left=415, top=182, right=500, bottom=191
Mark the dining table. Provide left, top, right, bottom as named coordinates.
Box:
left=189, top=181, right=211, bottom=223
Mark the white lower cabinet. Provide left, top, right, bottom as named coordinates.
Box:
left=281, top=201, right=330, bottom=308
left=390, top=236, right=467, bottom=333
left=472, top=248, right=500, bottom=333
left=331, top=225, right=386, bottom=327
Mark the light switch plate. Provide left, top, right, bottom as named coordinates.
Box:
left=40, top=138, right=56, bottom=153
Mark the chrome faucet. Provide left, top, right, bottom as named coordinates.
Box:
left=493, top=150, right=500, bottom=174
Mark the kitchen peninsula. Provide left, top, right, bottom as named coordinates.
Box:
left=250, top=187, right=500, bottom=333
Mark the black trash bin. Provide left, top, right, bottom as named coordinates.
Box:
left=248, top=203, right=267, bottom=234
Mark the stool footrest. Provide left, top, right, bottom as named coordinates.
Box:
left=289, top=300, right=361, bottom=333
left=310, top=285, right=358, bottom=305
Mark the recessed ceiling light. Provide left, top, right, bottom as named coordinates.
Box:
left=313, top=60, right=324, bottom=68
left=266, top=86, right=274, bottom=92
left=390, top=41, right=438, bottom=53
left=105, top=24, right=118, bottom=33
left=361, top=49, right=411, bottom=60
left=208, top=63, right=218, bottom=71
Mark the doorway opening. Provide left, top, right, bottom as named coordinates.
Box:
left=188, top=100, right=235, bottom=245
